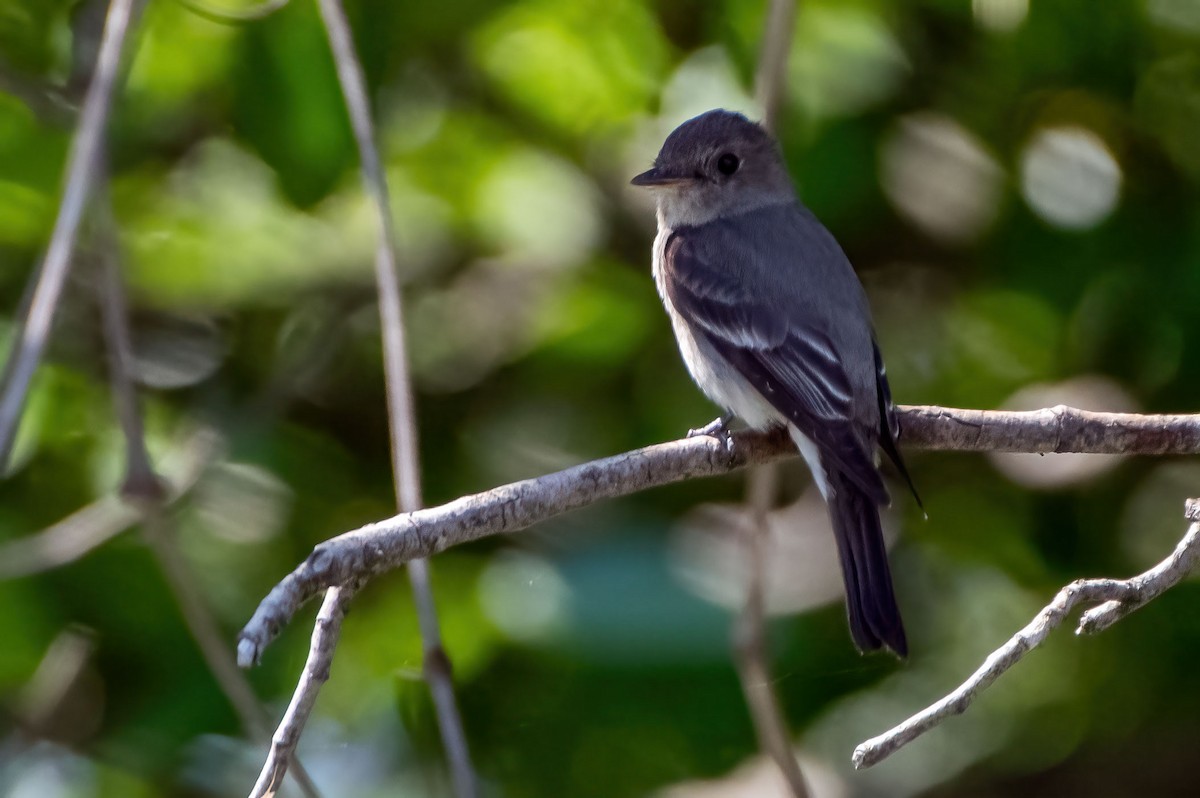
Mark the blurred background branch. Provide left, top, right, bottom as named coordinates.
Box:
left=96, top=184, right=320, bottom=798
left=314, top=0, right=476, bottom=794
left=0, top=0, right=143, bottom=465
left=729, top=4, right=810, bottom=792
left=754, top=0, right=796, bottom=133
left=734, top=465, right=810, bottom=797
left=0, top=426, right=218, bottom=579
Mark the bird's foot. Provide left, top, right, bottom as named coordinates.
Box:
left=688, top=414, right=736, bottom=455
left=687, top=414, right=732, bottom=438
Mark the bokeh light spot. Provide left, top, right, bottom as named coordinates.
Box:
left=479, top=551, right=571, bottom=642
left=1020, top=127, right=1122, bottom=230
left=789, top=4, right=909, bottom=118
left=669, top=490, right=899, bottom=616
left=989, top=376, right=1136, bottom=489
left=1135, top=54, right=1200, bottom=179
left=1148, top=0, right=1200, bottom=35
left=881, top=112, right=1003, bottom=244
left=194, top=462, right=293, bottom=544
left=1119, top=462, right=1200, bottom=572
left=659, top=46, right=757, bottom=129
left=972, top=0, right=1029, bottom=33
left=473, top=148, right=602, bottom=266
left=129, top=314, right=225, bottom=390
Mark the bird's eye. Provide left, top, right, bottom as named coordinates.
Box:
left=716, top=153, right=740, bottom=176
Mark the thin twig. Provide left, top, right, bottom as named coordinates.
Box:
left=140, top=514, right=267, bottom=735
left=314, top=0, right=476, bottom=794
left=0, top=263, right=45, bottom=430
left=1077, top=500, right=1200, bottom=631
left=852, top=498, right=1200, bottom=769
left=249, top=585, right=356, bottom=798
left=95, top=202, right=319, bottom=798
left=754, top=0, right=797, bottom=133
left=0, top=0, right=144, bottom=467
left=238, top=405, right=1200, bottom=664
left=733, top=465, right=810, bottom=797
left=94, top=195, right=164, bottom=502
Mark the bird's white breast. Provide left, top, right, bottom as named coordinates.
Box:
left=652, top=222, right=781, bottom=432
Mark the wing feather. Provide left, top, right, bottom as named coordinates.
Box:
left=663, top=229, right=887, bottom=504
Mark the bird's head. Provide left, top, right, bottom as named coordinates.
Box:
left=632, top=109, right=794, bottom=228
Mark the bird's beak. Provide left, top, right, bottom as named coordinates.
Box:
left=630, top=167, right=691, bottom=187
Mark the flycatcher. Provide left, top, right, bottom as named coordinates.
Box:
left=633, top=109, right=918, bottom=656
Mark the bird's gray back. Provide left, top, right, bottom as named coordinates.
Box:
left=687, top=201, right=878, bottom=394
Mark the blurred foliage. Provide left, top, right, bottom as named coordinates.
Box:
left=2, top=0, right=1200, bottom=796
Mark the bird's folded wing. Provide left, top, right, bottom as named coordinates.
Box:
left=663, top=232, right=888, bottom=505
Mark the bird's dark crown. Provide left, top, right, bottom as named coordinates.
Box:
left=634, top=109, right=794, bottom=227
left=654, top=109, right=777, bottom=172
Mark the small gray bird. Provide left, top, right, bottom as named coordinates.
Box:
left=632, top=109, right=918, bottom=656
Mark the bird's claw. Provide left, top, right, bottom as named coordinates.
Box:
left=687, top=415, right=735, bottom=456
left=687, top=416, right=726, bottom=438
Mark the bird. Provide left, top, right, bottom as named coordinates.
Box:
left=631, top=109, right=919, bottom=656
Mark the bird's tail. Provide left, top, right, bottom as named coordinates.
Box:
left=826, top=470, right=907, bottom=657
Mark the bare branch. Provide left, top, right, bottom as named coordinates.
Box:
left=238, top=405, right=1200, bottom=663
left=733, top=465, right=810, bottom=797
left=314, top=1, right=476, bottom=794
left=1078, top=499, right=1200, bottom=632
left=0, top=0, right=143, bottom=466
left=897, top=404, right=1200, bottom=454
left=236, top=427, right=770, bottom=664
left=249, top=585, right=356, bottom=798
left=852, top=498, right=1200, bottom=769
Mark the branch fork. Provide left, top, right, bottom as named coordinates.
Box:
left=852, top=497, right=1200, bottom=769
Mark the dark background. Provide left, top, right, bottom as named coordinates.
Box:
left=2, top=0, right=1200, bottom=795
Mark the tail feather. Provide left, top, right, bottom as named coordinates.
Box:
left=827, top=470, right=907, bottom=657
left=873, top=340, right=923, bottom=513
